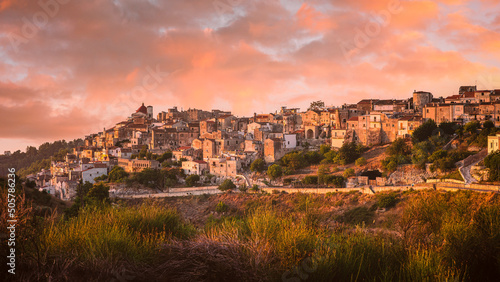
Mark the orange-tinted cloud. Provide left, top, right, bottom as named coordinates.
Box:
left=296, top=3, right=337, bottom=32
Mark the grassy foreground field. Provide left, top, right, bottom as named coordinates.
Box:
left=2, top=189, right=500, bottom=281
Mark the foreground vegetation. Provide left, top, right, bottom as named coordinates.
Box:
left=2, top=183, right=500, bottom=281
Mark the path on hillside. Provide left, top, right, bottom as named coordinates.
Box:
left=459, top=150, right=488, bottom=184
left=461, top=164, right=476, bottom=184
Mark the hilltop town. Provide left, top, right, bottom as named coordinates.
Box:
left=23, top=85, right=500, bottom=200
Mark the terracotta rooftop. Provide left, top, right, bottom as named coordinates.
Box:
left=462, top=92, right=475, bottom=98
left=446, top=95, right=461, bottom=100
left=136, top=103, right=147, bottom=114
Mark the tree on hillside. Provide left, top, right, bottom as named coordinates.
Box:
left=355, top=157, right=367, bottom=166
left=464, top=120, right=480, bottom=135
left=322, top=150, right=337, bottom=164
left=411, top=140, right=436, bottom=169
left=76, top=181, right=93, bottom=203
left=250, top=158, right=265, bottom=173
left=218, top=179, right=236, bottom=191
left=65, top=181, right=108, bottom=217
left=108, top=166, right=128, bottom=183
left=483, top=120, right=495, bottom=130
left=320, top=144, right=331, bottom=155
left=156, top=151, right=173, bottom=163
left=138, top=145, right=148, bottom=159
left=485, top=151, right=500, bottom=181
left=337, top=142, right=362, bottom=165
left=412, top=119, right=437, bottom=143
left=343, top=168, right=355, bottom=178
left=387, top=138, right=411, bottom=157
left=86, top=182, right=110, bottom=205
left=129, top=168, right=164, bottom=189
left=304, top=150, right=323, bottom=165
left=439, top=122, right=458, bottom=136
left=185, top=174, right=200, bottom=187
left=317, top=164, right=330, bottom=185
left=267, top=164, right=283, bottom=181
left=280, top=151, right=306, bottom=172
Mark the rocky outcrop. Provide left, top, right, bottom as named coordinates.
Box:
left=387, top=164, right=438, bottom=185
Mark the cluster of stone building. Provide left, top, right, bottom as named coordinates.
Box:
left=30, top=85, right=500, bottom=200
left=28, top=154, right=110, bottom=200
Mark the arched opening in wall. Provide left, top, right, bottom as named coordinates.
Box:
left=306, top=129, right=314, bottom=139
left=360, top=170, right=382, bottom=180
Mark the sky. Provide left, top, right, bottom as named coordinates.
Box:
left=1, top=0, right=500, bottom=153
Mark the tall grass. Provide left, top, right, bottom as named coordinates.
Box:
left=13, top=189, right=500, bottom=281
left=18, top=202, right=195, bottom=280
left=42, top=203, right=195, bottom=261
left=204, top=208, right=322, bottom=271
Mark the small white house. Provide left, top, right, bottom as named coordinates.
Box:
left=182, top=160, right=208, bottom=175
left=82, top=166, right=108, bottom=184
left=283, top=134, right=297, bottom=149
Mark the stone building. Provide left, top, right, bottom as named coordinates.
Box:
left=413, top=91, right=433, bottom=113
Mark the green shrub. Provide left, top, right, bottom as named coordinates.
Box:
left=251, top=184, right=259, bottom=192
left=250, top=158, right=265, bottom=173
left=343, top=168, right=355, bottom=178
left=302, top=175, right=318, bottom=185
left=267, top=164, right=283, bottom=180
left=108, top=165, right=128, bottom=183
left=376, top=192, right=399, bottom=209
left=355, top=157, right=367, bottom=166
left=218, top=179, right=236, bottom=191
left=185, top=174, right=200, bottom=187
left=215, top=201, right=229, bottom=213
left=323, top=175, right=345, bottom=188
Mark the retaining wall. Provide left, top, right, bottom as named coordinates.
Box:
left=261, top=182, right=499, bottom=195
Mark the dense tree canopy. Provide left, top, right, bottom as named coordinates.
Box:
left=108, top=166, right=128, bottom=183
left=218, top=179, right=236, bottom=191
left=1, top=138, right=84, bottom=177
left=267, top=164, right=283, bottom=180
left=185, top=174, right=200, bottom=187
left=387, top=138, right=411, bottom=157
left=412, top=119, right=437, bottom=144
left=337, top=142, right=364, bottom=165
left=250, top=158, right=265, bottom=173
left=280, top=151, right=306, bottom=172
